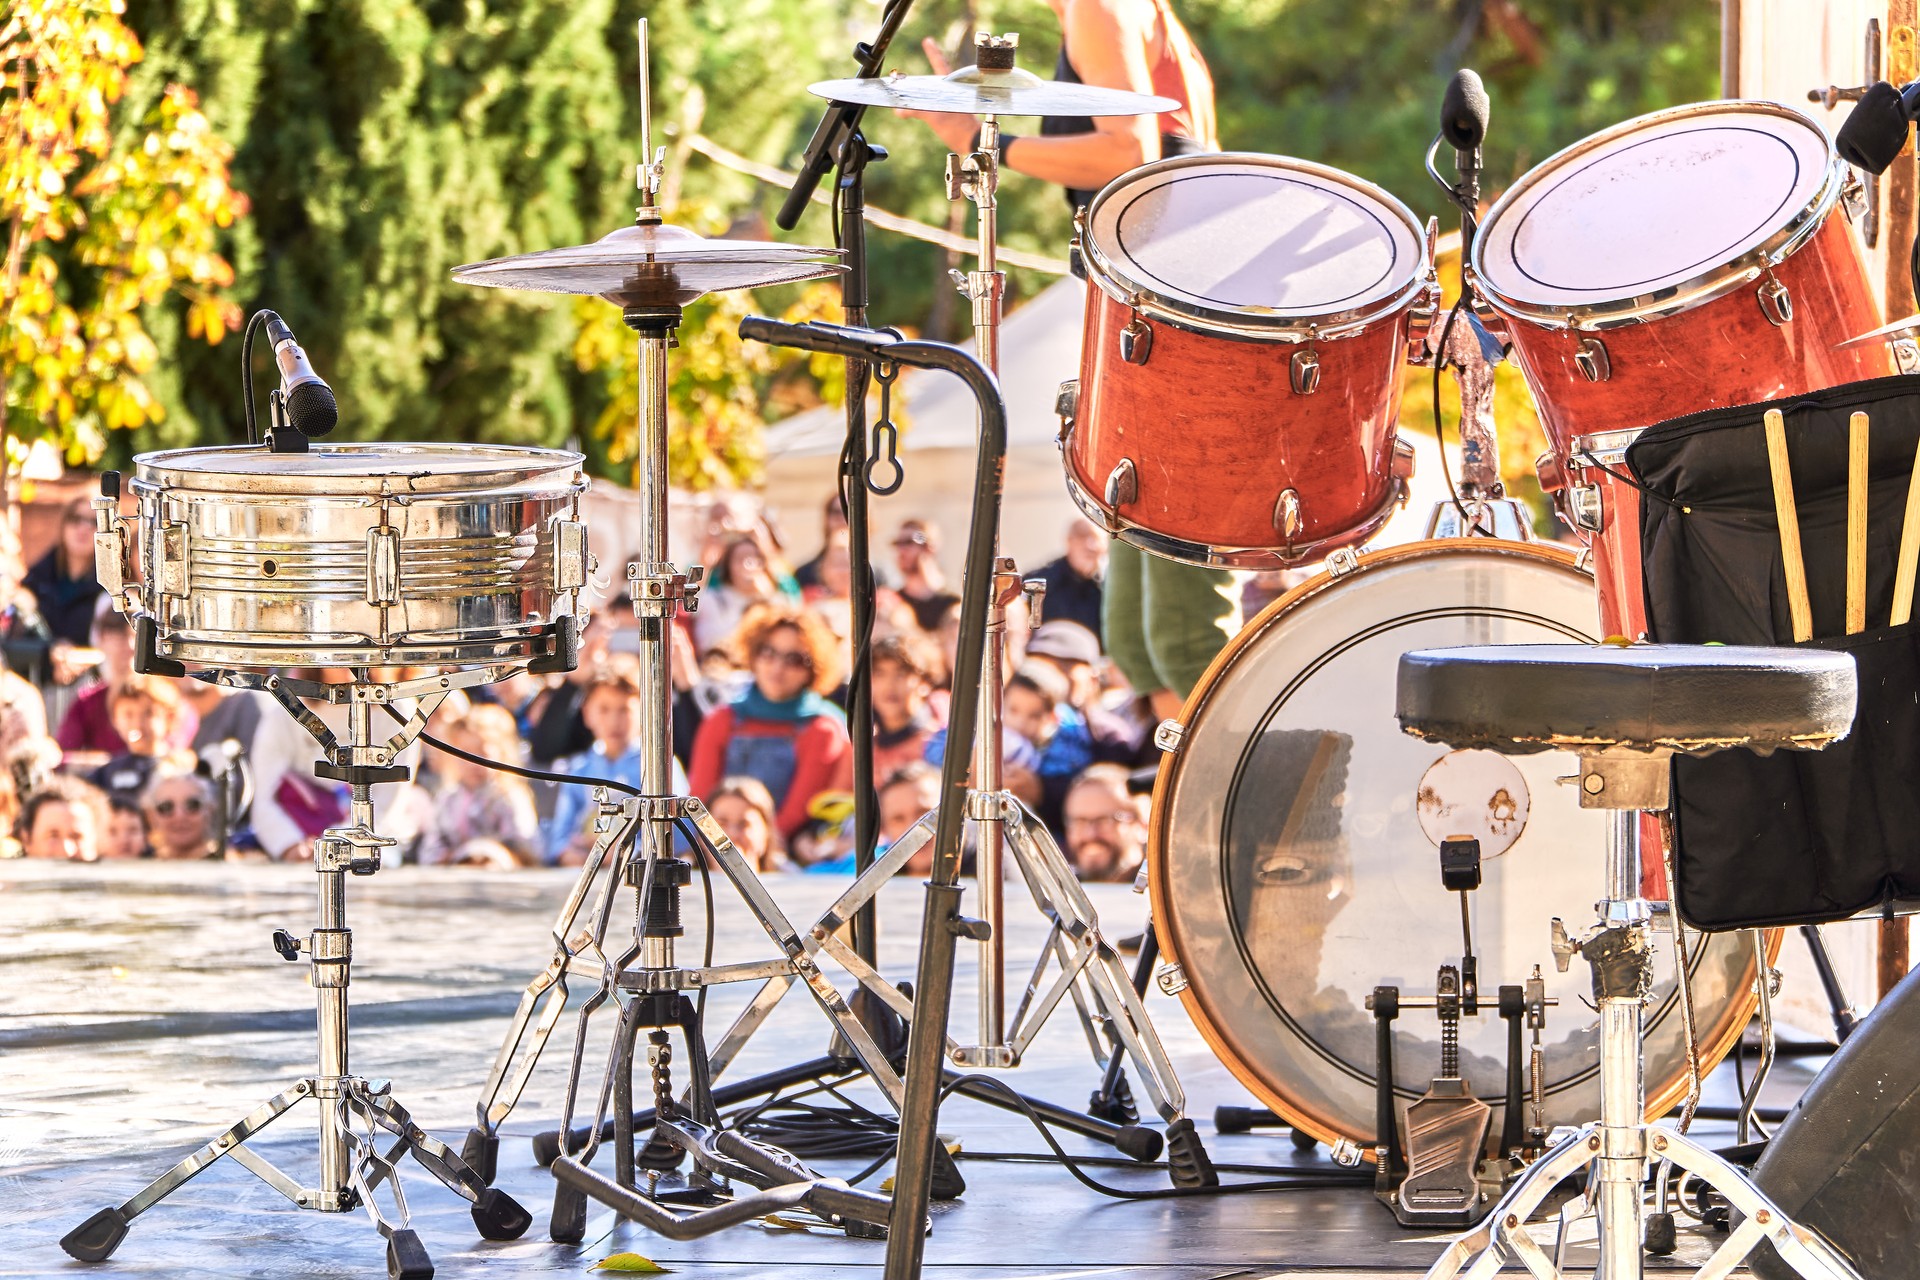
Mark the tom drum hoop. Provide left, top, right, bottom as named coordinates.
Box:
left=1147, top=540, right=1761, bottom=1149
left=108, top=442, right=590, bottom=670
left=1475, top=101, right=1891, bottom=461
left=1062, top=153, right=1433, bottom=569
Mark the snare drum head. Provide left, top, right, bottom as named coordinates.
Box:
left=136, top=442, right=585, bottom=494
left=1084, top=153, right=1424, bottom=330
left=1149, top=541, right=1757, bottom=1147
left=1476, top=102, right=1834, bottom=316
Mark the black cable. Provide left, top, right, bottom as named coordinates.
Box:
left=1910, top=229, right=1919, bottom=318
left=240, top=308, right=276, bottom=445
left=405, top=720, right=643, bottom=797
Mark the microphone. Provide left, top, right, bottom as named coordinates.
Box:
left=263, top=314, right=338, bottom=437
left=1837, top=80, right=1920, bottom=174
left=1440, top=69, right=1490, bottom=152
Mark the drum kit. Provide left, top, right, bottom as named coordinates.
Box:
left=45, top=13, right=1917, bottom=1280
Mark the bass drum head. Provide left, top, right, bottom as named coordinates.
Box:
left=1083, top=153, right=1425, bottom=333
left=1475, top=101, right=1834, bottom=320
left=1149, top=541, right=1756, bottom=1148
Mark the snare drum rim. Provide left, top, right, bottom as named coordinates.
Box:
left=1145, top=537, right=1768, bottom=1153
left=1471, top=100, right=1844, bottom=332
left=133, top=441, right=588, bottom=496
left=1079, top=151, right=1435, bottom=342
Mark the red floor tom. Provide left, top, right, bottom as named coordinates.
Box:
left=1474, top=101, right=1891, bottom=461
left=1063, top=154, right=1433, bottom=569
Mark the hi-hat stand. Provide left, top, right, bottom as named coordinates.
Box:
left=62, top=667, right=533, bottom=1280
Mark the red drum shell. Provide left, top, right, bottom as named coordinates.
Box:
left=1501, top=211, right=1892, bottom=458
left=1066, top=292, right=1412, bottom=568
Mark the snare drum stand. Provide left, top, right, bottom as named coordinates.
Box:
left=62, top=667, right=534, bottom=1280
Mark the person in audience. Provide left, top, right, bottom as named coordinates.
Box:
left=89, top=677, right=194, bottom=803
left=870, top=633, right=943, bottom=779
left=688, top=603, right=850, bottom=849
left=878, top=761, right=942, bottom=877
left=525, top=603, right=619, bottom=766
left=1024, top=620, right=1149, bottom=765
left=792, top=493, right=847, bottom=592
left=419, top=703, right=540, bottom=867
left=1, top=521, right=56, bottom=693
left=543, top=667, right=687, bottom=866
left=0, top=762, right=20, bottom=858
left=707, top=775, right=786, bottom=872
left=104, top=794, right=149, bottom=859
left=695, top=534, right=793, bottom=654
left=1028, top=518, right=1108, bottom=642
left=56, top=606, right=197, bottom=758
left=1062, top=764, right=1149, bottom=883
left=891, top=520, right=959, bottom=632
left=17, top=776, right=108, bottom=861
left=1002, top=664, right=1094, bottom=834
left=24, top=496, right=105, bottom=646
left=803, top=529, right=855, bottom=644
left=182, top=677, right=261, bottom=755
left=142, top=767, right=222, bottom=860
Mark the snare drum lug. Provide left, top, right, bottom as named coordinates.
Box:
left=1104, top=458, right=1138, bottom=509
left=1274, top=487, right=1304, bottom=540
left=1757, top=276, right=1793, bottom=327
left=1119, top=317, right=1153, bottom=365
left=1153, top=719, right=1185, bottom=755
left=553, top=519, right=588, bottom=592
left=1290, top=347, right=1322, bottom=395
left=1325, top=546, right=1360, bottom=578
left=1567, top=484, right=1605, bottom=534
left=1574, top=336, right=1611, bottom=383
left=156, top=523, right=189, bottom=599
left=1155, top=963, right=1189, bottom=996
left=366, top=527, right=401, bottom=606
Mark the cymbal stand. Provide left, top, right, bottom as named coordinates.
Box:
left=62, top=667, right=534, bottom=1280
left=897, top=36, right=1212, bottom=1178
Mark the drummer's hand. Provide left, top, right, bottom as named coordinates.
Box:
left=895, top=37, right=978, bottom=153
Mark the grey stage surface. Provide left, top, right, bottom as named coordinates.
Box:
left=0, top=861, right=1807, bottom=1278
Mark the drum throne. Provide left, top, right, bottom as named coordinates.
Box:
left=1395, top=643, right=1864, bottom=1280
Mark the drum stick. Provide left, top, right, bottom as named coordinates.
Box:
left=1893, top=436, right=1920, bottom=627
left=1848, top=411, right=1869, bottom=636
left=1764, top=409, right=1814, bottom=642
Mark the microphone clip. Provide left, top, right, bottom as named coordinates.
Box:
left=265, top=387, right=312, bottom=455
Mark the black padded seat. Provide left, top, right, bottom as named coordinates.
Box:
left=1396, top=644, right=1857, bottom=756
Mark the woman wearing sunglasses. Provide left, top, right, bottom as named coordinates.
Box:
left=141, top=767, right=222, bottom=861
left=686, top=603, right=849, bottom=855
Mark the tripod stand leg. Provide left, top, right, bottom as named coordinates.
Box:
left=354, top=1090, right=532, bottom=1241
left=1420, top=1128, right=1597, bottom=1280
left=1653, top=1132, right=1862, bottom=1280
left=61, top=1082, right=312, bottom=1262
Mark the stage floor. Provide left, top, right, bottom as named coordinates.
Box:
left=0, top=862, right=1814, bottom=1278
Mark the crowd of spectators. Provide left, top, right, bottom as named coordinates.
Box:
left=3, top=489, right=1159, bottom=885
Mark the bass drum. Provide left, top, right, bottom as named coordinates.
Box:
left=1148, top=540, right=1759, bottom=1149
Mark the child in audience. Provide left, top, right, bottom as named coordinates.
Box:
left=543, top=668, right=687, bottom=866
left=17, top=777, right=108, bottom=861
left=89, top=677, right=195, bottom=804
left=418, top=703, right=540, bottom=867
left=871, top=634, right=943, bottom=779
left=706, top=775, right=786, bottom=873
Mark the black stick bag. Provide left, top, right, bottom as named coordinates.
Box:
left=1626, top=374, right=1920, bottom=931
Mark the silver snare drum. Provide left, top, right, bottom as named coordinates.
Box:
left=101, top=443, right=589, bottom=670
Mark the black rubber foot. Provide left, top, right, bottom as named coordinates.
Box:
left=386, top=1228, right=433, bottom=1280
left=844, top=1217, right=890, bottom=1240
left=634, top=1134, right=686, bottom=1171
left=1113, top=1124, right=1165, bottom=1163
left=61, top=1207, right=131, bottom=1263
left=531, top=1127, right=563, bottom=1168
left=1164, top=1117, right=1220, bottom=1188
left=550, top=1179, right=588, bottom=1244
left=471, top=1186, right=532, bottom=1241
left=929, top=1142, right=967, bottom=1200
left=461, top=1128, right=499, bottom=1186
left=1087, top=1069, right=1140, bottom=1125
left=1646, top=1211, right=1678, bottom=1256
left=1290, top=1127, right=1319, bottom=1151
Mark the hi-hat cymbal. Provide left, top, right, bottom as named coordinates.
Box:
left=453, top=221, right=844, bottom=308
left=1841, top=313, right=1920, bottom=347
left=810, top=63, right=1179, bottom=118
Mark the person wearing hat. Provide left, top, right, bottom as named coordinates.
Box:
left=1024, top=620, right=1150, bottom=766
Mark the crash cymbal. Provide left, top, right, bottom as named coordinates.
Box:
left=1841, top=313, right=1920, bottom=347
left=453, top=221, right=844, bottom=308
left=810, top=63, right=1179, bottom=118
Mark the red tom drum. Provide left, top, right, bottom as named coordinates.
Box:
left=1474, top=100, right=1892, bottom=461
left=1061, top=154, right=1434, bottom=569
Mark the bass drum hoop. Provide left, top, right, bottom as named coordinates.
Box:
left=1146, top=538, right=1768, bottom=1153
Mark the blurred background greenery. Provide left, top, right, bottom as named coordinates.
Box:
left=5, top=0, right=1720, bottom=494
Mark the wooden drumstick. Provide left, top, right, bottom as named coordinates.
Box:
left=1848, top=411, right=1869, bottom=636
left=1893, top=435, right=1920, bottom=627
left=1765, top=408, right=1814, bottom=642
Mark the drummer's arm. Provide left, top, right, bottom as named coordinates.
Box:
left=1002, top=0, right=1162, bottom=190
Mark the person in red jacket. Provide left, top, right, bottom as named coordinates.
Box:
left=687, top=603, right=850, bottom=848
